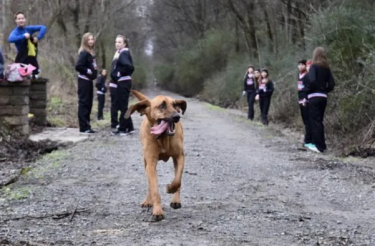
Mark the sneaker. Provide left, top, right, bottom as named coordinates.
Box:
left=304, top=143, right=313, bottom=148
left=307, top=144, right=322, bottom=153
left=111, top=130, right=127, bottom=136
left=80, top=129, right=96, bottom=134
left=127, top=130, right=135, bottom=135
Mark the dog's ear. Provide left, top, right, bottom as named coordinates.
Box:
left=125, top=100, right=150, bottom=119
left=131, top=90, right=149, bottom=101
left=175, top=100, right=187, bottom=115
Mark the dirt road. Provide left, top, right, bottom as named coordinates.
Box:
left=1, top=89, right=375, bottom=246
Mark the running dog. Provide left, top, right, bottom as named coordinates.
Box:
left=125, top=90, right=187, bottom=222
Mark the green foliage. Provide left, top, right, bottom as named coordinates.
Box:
left=153, top=0, right=375, bottom=148
left=202, top=54, right=250, bottom=107
left=132, top=57, right=149, bottom=90
left=155, top=30, right=234, bottom=97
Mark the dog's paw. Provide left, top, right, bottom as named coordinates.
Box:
left=151, top=214, right=165, bottom=222
left=166, top=183, right=179, bottom=194
left=170, top=202, right=182, bottom=209
left=141, top=202, right=153, bottom=208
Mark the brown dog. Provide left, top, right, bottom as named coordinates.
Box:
left=125, top=90, right=187, bottom=222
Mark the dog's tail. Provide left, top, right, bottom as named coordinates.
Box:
left=131, top=90, right=149, bottom=101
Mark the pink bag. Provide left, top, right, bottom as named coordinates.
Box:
left=5, top=63, right=36, bottom=82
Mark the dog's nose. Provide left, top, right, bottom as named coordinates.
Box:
left=172, top=112, right=180, bottom=123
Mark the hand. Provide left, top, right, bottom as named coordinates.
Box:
left=33, top=37, right=38, bottom=43
left=87, top=69, right=93, bottom=75
left=255, top=94, right=259, bottom=101
left=24, top=33, right=30, bottom=39
left=242, top=91, right=246, bottom=96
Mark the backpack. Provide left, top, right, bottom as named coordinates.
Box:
left=4, top=63, right=36, bottom=82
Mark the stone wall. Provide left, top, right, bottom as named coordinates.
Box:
left=30, top=78, right=48, bottom=126
left=0, top=78, right=48, bottom=136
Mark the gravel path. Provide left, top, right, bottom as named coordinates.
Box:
left=1, top=89, right=375, bottom=246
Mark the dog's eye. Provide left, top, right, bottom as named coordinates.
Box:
left=159, top=103, right=166, bottom=110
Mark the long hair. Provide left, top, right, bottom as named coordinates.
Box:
left=254, top=69, right=261, bottom=87
left=78, top=32, right=95, bottom=54
left=312, top=47, right=329, bottom=69
left=117, top=35, right=128, bottom=47
left=261, top=69, right=270, bottom=84
left=113, top=35, right=128, bottom=60
left=243, top=65, right=254, bottom=79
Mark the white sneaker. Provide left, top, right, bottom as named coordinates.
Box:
left=307, top=144, right=322, bottom=153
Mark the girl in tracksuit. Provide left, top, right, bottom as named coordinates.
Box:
left=305, top=47, right=335, bottom=153
left=242, top=66, right=258, bottom=120
left=257, top=69, right=274, bottom=125
left=111, top=35, right=135, bottom=136
left=75, top=32, right=98, bottom=134
left=95, top=69, right=107, bottom=120
left=297, top=60, right=313, bottom=147
left=109, top=56, right=119, bottom=129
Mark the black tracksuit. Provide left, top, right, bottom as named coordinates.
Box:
left=75, top=50, right=98, bottom=132
left=95, top=75, right=107, bottom=120
left=305, top=64, right=335, bottom=152
left=110, top=48, right=135, bottom=133
left=298, top=72, right=312, bottom=144
left=258, top=80, right=274, bottom=125
left=244, top=73, right=258, bottom=120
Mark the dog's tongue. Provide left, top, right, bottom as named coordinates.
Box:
left=151, top=120, right=169, bottom=135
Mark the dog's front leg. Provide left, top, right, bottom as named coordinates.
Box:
left=141, top=158, right=153, bottom=208
left=168, top=154, right=185, bottom=209
left=145, top=156, right=164, bottom=221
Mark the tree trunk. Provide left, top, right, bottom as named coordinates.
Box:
left=84, top=0, right=97, bottom=33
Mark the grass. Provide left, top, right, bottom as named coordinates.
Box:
left=204, top=103, right=225, bottom=112
left=29, top=151, right=67, bottom=179
left=2, top=185, right=30, bottom=200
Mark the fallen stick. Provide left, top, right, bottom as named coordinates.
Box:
left=69, top=206, right=78, bottom=222
left=1, top=208, right=91, bottom=223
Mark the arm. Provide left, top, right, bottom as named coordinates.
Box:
left=327, top=70, right=335, bottom=93
left=95, top=75, right=103, bottom=90
left=265, top=81, right=274, bottom=96
left=102, top=78, right=107, bottom=93
left=307, top=65, right=317, bottom=92
left=8, top=29, right=26, bottom=43
left=118, top=51, right=134, bottom=76
left=27, top=25, right=47, bottom=40
left=75, top=51, right=89, bottom=75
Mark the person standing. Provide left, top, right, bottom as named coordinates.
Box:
left=297, top=59, right=313, bottom=147
left=75, top=32, right=98, bottom=134
left=305, top=47, right=335, bottom=153
left=96, top=69, right=107, bottom=120
left=8, top=12, right=47, bottom=78
left=110, top=35, right=135, bottom=136
left=242, top=65, right=258, bottom=120
left=257, top=69, right=274, bottom=125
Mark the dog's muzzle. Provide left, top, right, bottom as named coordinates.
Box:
left=151, top=113, right=180, bottom=137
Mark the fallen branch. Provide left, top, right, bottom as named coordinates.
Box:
left=69, top=206, right=78, bottom=222
left=1, top=208, right=91, bottom=223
